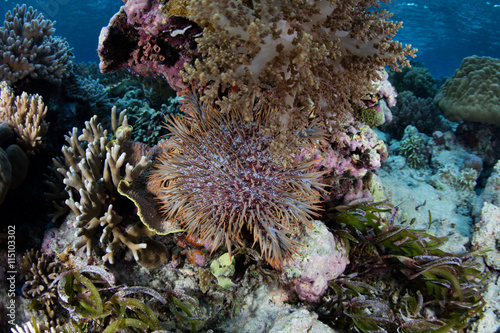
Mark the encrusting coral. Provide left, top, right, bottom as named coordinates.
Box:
left=0, top=5, right=73, bottom=87
left=149, top=93, right=325, bottom=268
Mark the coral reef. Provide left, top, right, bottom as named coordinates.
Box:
left=299, top=122, right=387, bottom=205
left=434, top=55, right=500, bottom=126
left=149, top=94, right=324, bottom=268
left=398, top=125, right=430, bottom=168
left=380, top=90, right=448, bottom=139
left=389, top=63, right=437, bottom=98
left=0, top=5, right=73, bottom=88
left=98, top=0, right=202, bottom=91
left=99, top=0, right=415, bottom=156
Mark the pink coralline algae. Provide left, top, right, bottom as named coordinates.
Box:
left=282, top=220, right=349, bottom=303
left=298, top=123, right=387, bottom=204
left=98, top=0, right=202, bottom=91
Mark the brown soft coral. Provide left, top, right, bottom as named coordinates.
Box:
left=181, top=0, right=416, bottom=152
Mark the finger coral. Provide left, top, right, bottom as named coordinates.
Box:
left=53, top=107, right=154, bottom=264
left=0, top=5, right=73, bottom=87
left=0, top=81, right=48, bottom=152
left=149, top=94, right=325, bottom=268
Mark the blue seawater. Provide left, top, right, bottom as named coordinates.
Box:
left=0, top=0, right=499, bottom=78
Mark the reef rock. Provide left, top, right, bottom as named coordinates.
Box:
left=282, top=220, right=349, bottom=303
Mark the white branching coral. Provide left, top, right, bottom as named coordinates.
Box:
left=53, top=107, right=151, bottom=264
left=0, top=81, right=48, bottom=152
left=0, top=5, right=73, bottom=86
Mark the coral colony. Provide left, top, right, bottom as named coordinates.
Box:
left=0, top=0, right=495, bottom=332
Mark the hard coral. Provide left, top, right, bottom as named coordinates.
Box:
left=0, top=5, right=73, bottom=87
left=434, top=55, right=500, bottom=126
left=149, top=94, right=325, bottom=268
left=52, top=108, right=153, bottom=265
left=0, top=81, right=48, bottom=152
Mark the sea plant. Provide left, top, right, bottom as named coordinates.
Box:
left=320, top=200, right=487, bottom=333
left=20, top=264, right=206, bottom=332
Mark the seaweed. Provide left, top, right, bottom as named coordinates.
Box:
left=20, top=263, right=207, bottom=332
left=319, top=201, right=487, bottom=333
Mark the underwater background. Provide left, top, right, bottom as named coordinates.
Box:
left=1, top=0, right=500, bottom=332
left=1, top=0, right=500, bottom=78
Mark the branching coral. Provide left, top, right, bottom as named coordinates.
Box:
left=0, top=5, right=73, bottom=87
left=52, top=107, right=158, bottom=265
left=19, top=250, right=64, bottom=322
left=149, top=93, right=325, bottom=268
left=0, top=81, right=48, bottom=152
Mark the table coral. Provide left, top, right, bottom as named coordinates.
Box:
left=0, top=5, right=73, bottom=87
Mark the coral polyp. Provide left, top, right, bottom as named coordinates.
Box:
left=150, top=94, right=324, bottom=268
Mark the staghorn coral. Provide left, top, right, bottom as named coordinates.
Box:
left=0, top=81, right=48, bottom=152
left=0, top=5, right=73, bottom=87
left=149, top=93, right=325, bottom=268
left=52, top=107, right=157, bottom=265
